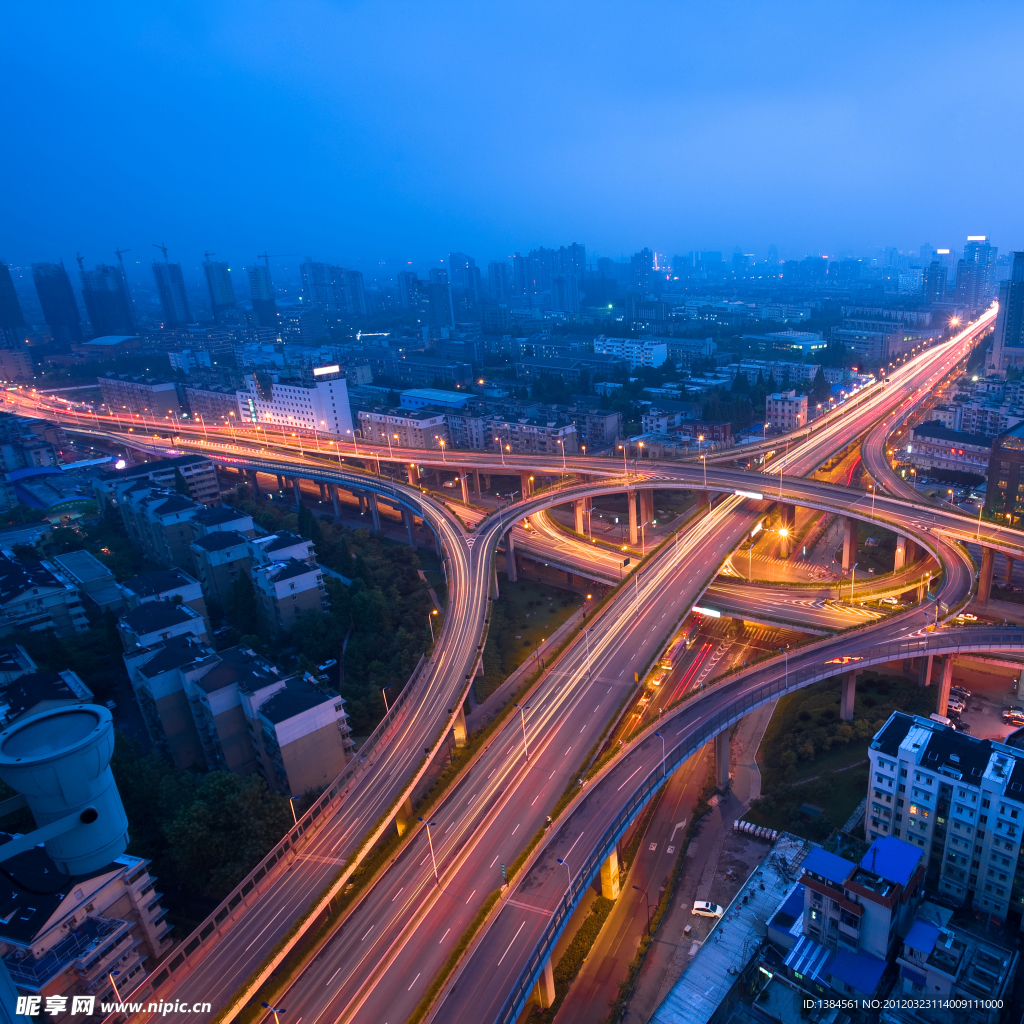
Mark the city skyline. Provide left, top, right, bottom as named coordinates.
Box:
left=2, top=1, right=1023, bottom=265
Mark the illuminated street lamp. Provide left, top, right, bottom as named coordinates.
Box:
left=382, top=686, right=391, bottom=712
left=261, top=1003, right=287, bottom=1024
left=618, top=443, right=628, bottom=475
left=428, top=608, right=438, bottom=643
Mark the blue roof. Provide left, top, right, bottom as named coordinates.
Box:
left=830, top=949, right=886, bottom=995
left=779, top=884, right=805, bottom=919
left=905, top=918, right=940, bottom=955
left=802, top=846, right=855, bottom=885
left=860, top=835, right=921, bottom=886
left=784, top=935, right=833, bottom=982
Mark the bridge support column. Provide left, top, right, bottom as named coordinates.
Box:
left=505, top=530, right=517, bottom=583
left=331, top=485, right=341, bottom=520
left=640, top=488, right=655, bottom=526
left=318, top=482, right=326, bottom=501
left=403, top=508, right=415, bottom=547
left=842, top=518, right=857, bottom=572
left=1007, top=555, right=1015, bottom=582
left=628, top=490, right=638, bottom=546
left=368, top=492, right=381, bottom=532
left=520, top=471, right=532, bottom=499
left=780, top=503, right=796, bottom=532
left=575, top=499, right=585, bottom=534
left=532, top=958, right=556, bottom=1010
left=918, top=653, right=934, bottom=688
left=905, top=539, right=918, bottom=565
left=459, top=474, right=470, bottom=503
left=841, top=671, right=857, bottom=721
left=248, top=471, right=261, bottom=497
left=292, top=477, right=302, bottom=508
left=978, top=546, right=995, bottom=604
left=277, top=474, right=286, bottom=491
left=472, top=468, right=482, bottom=498
left=600, top=847, right=620, bottom=899
left=894, top=536, right=907, bottom=571
left=395, top=795, right=414, bottom=837
left=452, top=704, right=467, bottom=748
left=937, top=656, right=954, bottom=717
left=714, top=730, right=730, bottom=791
left=483, top=473, right=491, bottom=492
left=407, top=463, right=419, bottom=487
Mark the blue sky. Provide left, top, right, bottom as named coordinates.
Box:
left=2, top=0, right=1022, bottom=275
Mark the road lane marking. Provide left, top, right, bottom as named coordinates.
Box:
left=563, top=830, right=585, bottom=860
left=511, top=823, right=520, bottom=835
left=489, top=855, right=499, bottom=868
left=531, top=794, right=539, bottom=805
left=445, top=822, right=454, bottom=834
left=361, top=926, right=373, bottom=941
left=488, top=768, right=496, bottom=779
left=580, top=725, right=586, bottom=733
left=497, top=921, right=527, bottom=966
left=243, top=901, right=292, bottom=950
left=593, top=704, right=600, bottom=712
left=467, top=889, right=476, bottom=903
left=617, top=765, right=644, bottom=791
left=391, top=887, right=404, bottom=901
left=565, top=746, right=572, bottom=755
left=440, top=927, right=451, bottom=943
left=327, top=966, right=342, bottom=985
left=407, top=972, right=421, bottom=991
left=549, top=770, right=556, bottom=779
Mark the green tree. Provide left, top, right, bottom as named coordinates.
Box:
left=173, top=468, right=191, bottom=496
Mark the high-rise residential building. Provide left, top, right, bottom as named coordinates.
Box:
left=299, top=260, right=367, bottom=317
left=247, top=264, right=277, bottom=327
left=397, top=271, right=419, bottom=309
left=767, top=244, right=780, bottom=265
left=80, top=262, right=134, bottom=337
left=0, top=262, right=25, bottom=341
left=919, top=243, right=934, bottom=261
left=447, top=252, right=481, bottom=301
left=954, top=263, right=986, bottom=307
left=988, top=252, right=1024, bottom=376
left=512, top=252, right=528, bottom=298
left=963, top=237, right=998, bottom=295
left=31, top=261, right=82, bottom=345
left=152, top=260, right=192, bottom=326
left=488, top=261, right=511, bottom=302
left=921, top=261, right=947, bottom=304
left=203, top=259, right=236, bottom=321
left=631, top=248, right=654, bottom=295
left=551, top=274, right=579, bottom=314
left=427, top=268, right=454, bottom=327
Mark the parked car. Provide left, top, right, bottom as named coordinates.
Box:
left=1004, top=704, right=1024, bottom=715
left=947, top=700, right=965, bottom=714
left=950, top=685, right=972, bottom=698
left=692, top=901, right=724, bottom=918
left=1002, top=711, right=1024, bottom=725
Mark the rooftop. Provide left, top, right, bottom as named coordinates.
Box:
left=800, top=846, right=855, bottom=886
left=192, top=530, right=248, bottom=553
left=50, top=549, right=114, bottom=586
left=121, top=600, right=196, bottom=635
left=912, top=419, right=995, bottom=448
left=121, top=568, right=199, bottom=598
left=858, top=835, right=921, bottom=887
left=259, top=676, right=336, bottom=726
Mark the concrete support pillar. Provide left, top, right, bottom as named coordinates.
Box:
left=842, top=517, right=857, bottom=572
left=780, top=503, right=796, bottom=531
left=532, top=958, right=556, bottom=1010
left=1006, top=555, right=1015, bottom=582
left=368, top=492, right=381, bottom=532
left=978, top=546, right=995, bottom=604
left=364, top=460, right=376, bottom=474
left=894, top=536, right=907, bottom=571
left=248, top=471, right=261, bottom=497
left=574, top=499, right=585, bottom=534
left=483, top=473, right=491, bottom=492
left=395, top=795, right=414, bottom=837
left=628, top=489, right=638, bottom=546
left=472, top=468, right=482, bottom=498
left=918, top=653, right=934, bottom=688
left=937, top=656, right=954, bottom=717
left=407, top=463, right=419, bottom=487
left=714, top=730, right=730, bottom=790
left=600, top=847, right=620, bottom=900
left=505, top=530, right=518, bottom=583
left=640, top=488, right=655, bottom=525
left=841, top=671, right=857, bottom=721
left=292, top=477, right=302, bottom=508
left=277, top=474, right=286, bottom=491
left=357, top=493, right=365, bottom=514
left=520, top=471, right=532, bottom=499
left=318, top=482, right=327, bottom=501
left=403, top=508, right=415, bottom=547
left=452, top=704, right=467, bottom=748
left=459, top=474, right=470, bottom=503
left=332, top=485, right=341, bottom=520
left=905, top=539, right=918, bottom=565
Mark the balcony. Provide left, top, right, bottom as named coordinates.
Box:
left=4, top=917, right=130, bottom=991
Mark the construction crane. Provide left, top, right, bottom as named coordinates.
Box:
left=153, top=243, right=169, bottom=261
left=75, top=253, right=84, bottom=272
left=203, top=250, right=216, bottom=261
left=255, top=252, right=300, bottom=266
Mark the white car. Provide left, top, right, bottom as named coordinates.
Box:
left=692, top=900, right=724, bottom=918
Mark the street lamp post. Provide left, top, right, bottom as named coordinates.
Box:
left=632, top=885, right=652, bottom=936
left=261, top=1003, right=286, bottom=1024
left=654, top=731, right=666, bottom=777
left=557, top=857, right=572, bottom=896
left=618, top=444, right=628, bottom=476
left=428, top=608, right=438, bottom=642
left=495, top=437, right=506, bottom=465
left=382, top=686, right=391, bottom=712
left=418, top=818, right=440, bottom=883
left=850, top=561, right=859, bottom=604
left=557, top=437, right=567, bottom=472
left=513, top=702, right=530, bottom=761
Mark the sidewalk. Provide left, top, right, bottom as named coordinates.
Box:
left=551, top=700, right=777, bottom=1024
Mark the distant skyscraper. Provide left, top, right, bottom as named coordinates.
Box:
left=631, top=248, right=654, bottom=295
left=551, top=275, right=579, bottom=315
left=954, top=263, right=985, bottom=307
left=299, top=260, right=366, bottom=317
left=919, top=243, right=934, bottom=261
left=447, top=252, right=482, bottom=302
left=512, top=253, right=528, bottom=299
left=766, top=244, right=780, bottom=265
left=344, top=270, right=367, bottom=316
left=989, top=252, right=1024, bottom=376
left=32, top=262, right=82, bottom=345
left=152, top=260, right=192, bottom=326
left=959, top=237, right=998, bottom=300
left=203, top=260, right=236, bottom=321
left=0, top=262, right=25, bottom=330
left=247, top=264, right=277, bottom=327
left=488, top=262, right=510, bottom=302
left=80, top=262, right=134, bottom=337
left=427, top=269, right=454, bottom=328
left=921, top=261, right=947, bottom=304
left=397, top=271, right=419, bottom=309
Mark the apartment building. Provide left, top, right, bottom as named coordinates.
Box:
left=50, top=549, right=122, bottom=612
left=592, top=336, right=668, bottom=368
left=488, top=416, right=578, bottom=455
left=236, top=372, right=353, bottom=438
left=189, top=531, right=252, bottom=608
left=97, top=375, right=183, bottom=422
left=191, top=505, right=256, bottom=539
left=0, top=842, right=172, bottom=1005
left=357, top=408, right=448, bottom=450
left=869, top=711, right=1024, bottom=924
left=95, top=454, right=221, bottom=507
left=118, top=568, right=208, bottom=623
left=907, top=421, right=992, bottom=476
left=251, top=558, right=326, bottom=631
left=114, top=486, right=202, bottom=570
left=117, top=600, right=208, bottom=651
left=248, top=531, right=315, bottom=567
left=0, top=663, right=92, bottom=727
left=0, top=552, right=89, bottom=636
left=766, top=390, right=808, bottom=431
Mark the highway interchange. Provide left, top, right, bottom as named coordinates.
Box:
left=9, top=303, right=1024, bottom=1024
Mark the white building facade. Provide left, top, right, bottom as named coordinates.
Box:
left=236, top=374, right=353, bottom=438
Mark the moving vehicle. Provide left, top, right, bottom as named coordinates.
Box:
left=1002, top=710, right=1024, bottom=726
left=692, top=901, right=724, bottom=918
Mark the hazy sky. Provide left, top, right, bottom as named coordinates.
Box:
left=2, top=0, right=1023, bottom=275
